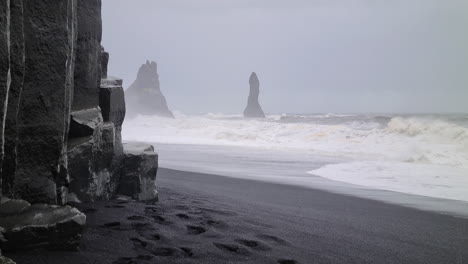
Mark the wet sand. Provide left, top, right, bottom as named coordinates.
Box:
left=6, top=168, right=468, bottom=264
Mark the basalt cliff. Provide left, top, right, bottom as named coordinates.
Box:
left=0, top=0, right=158, bottom=255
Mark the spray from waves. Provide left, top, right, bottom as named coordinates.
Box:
left=386, top=117, right=468, bottom=143
left=123, top=113, right=468, bottom=169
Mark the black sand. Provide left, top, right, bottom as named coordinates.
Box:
left=6, top=168, right=468, bottom=264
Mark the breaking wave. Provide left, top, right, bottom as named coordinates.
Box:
left=123, top=113, right=468, bottom=169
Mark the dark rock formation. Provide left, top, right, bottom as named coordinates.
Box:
left=2, top=0, right=25, bottom=198
left=0, top=0, right=160, bottom=255
left=0, top=197, right=86, bottom=251
left=14, top=0, right=77, bottom=204
left=119, top=142, right=159, bottom=201
left=125, top=61, right=174, bottom=118
left=100, top=47, right=109, bottom=79
left=243, top=72, right=265, bottom=118
left=0, top=0, right=12, bottom=190
left=73, top=0, right=102, bottom=111
left=0, top=250, right=15, bottom=264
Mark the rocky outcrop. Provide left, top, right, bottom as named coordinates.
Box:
left=0, top=250, right=15, bottom=264
left=1, top=0, right=25, bottom=198
left=0, top=0, right=160, bottom=255
left=243, top=72, right=265, bottom=118
left=119, top=142, right=159, bottom=201
left=0, top=1, right=10, bottom=190
left=0, top=197, right=86, bottom=251
left=73, top=0, right=102, bottom=111
left=125, top=61, right=174, bottom=118
left=14, top=0, right=77, bottom=204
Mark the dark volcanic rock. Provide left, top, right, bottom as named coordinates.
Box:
left=2, top=0, right=25, bottom=197
left=100, top=47, right=109, bottom=79
left=0, top=198, right=86, bottom=251
left=100, top=77, right=126, bottom=128
left=119, top=142, right=159, bottom=201
left=243, top=72, right=265, bottom=118
left=14, top=0, right=77, bottom=204
left=125, top=61, right=174, bottom=118
left=0, top=0, right=162, bottom=257
left=67, top=108, right=111, bottom=203
left=0, top=251, right=15, bottom=264
left=72, top=0, right=102, bottom=111
left=0, top=0, right=10, bottom=184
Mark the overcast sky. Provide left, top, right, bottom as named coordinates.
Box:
left=102, top=0, right=468, bottom=114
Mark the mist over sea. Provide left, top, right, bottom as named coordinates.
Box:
left=123, top=113, right=468, bottom=206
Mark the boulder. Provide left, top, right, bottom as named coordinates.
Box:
left=119, top=142, right=159, bottom=201
left=100, top=77, right=126, bottom=129
left=0, top=198, right=86, bottom=251
left=69, top=107, right=103, bottom=139
left=125, top=61, right=174, bottom=118
left=243, top=72, right=265, bottom=118
left=14, top=0, right=77, bottom=204
left=67, top=108, right=114, bottom=203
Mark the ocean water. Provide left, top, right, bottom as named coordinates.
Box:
left=123, top=112, right=468, bottom=213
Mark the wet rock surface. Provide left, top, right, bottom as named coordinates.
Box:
left=243, top=72, right=265, bottom=118
left=126, top=61, right=174, bottom=118
left=0, top=198, right=86, bottom=251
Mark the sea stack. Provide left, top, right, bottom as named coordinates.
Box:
left=243, top=72, right=265, bottom=118
left=125, top=61, right=174, bottom=118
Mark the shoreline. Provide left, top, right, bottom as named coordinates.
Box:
left=151, top=142, right=468, bottom=218
left=7, top=168, right=468, bottom=264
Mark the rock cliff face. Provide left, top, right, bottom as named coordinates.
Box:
left=125, top=61, right=174, bottom=118
left=0, top=0, right=160, bottom=252
left=243, top=72, right=265, bottom=118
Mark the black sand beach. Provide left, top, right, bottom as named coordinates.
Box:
left=7, top=168, right=468, bottom=264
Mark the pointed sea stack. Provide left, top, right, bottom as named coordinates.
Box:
left=243, top=72, right=265, bottom=118
left=125, top=61, right=174, bottom=118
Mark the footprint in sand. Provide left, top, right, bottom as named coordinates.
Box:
left=149, top=247, right=189, bottom=258
left=198, top=207, right=237, bottom=217
left=127, top=215, right=147, bottom=221
left=213, top=243, right=250, bottom=255
left=278, top=259, right=299, bottom=264
left=103, top=221, right=120, bottom=228
left=179, top=247, right=194, bottom=257
left=130, top=237, right=148, bottom=248
left=187, top=225, right=206, bottom=235
left=112, top=257, right=133, bottom=264
left=235, top=239, right=271, bottom=251
left=82, top=208, right=98, bottom=214
left=175, top=205, right=190, bottom=210
left=256, top=234, right=290, bottom=246
left=205, top=219, right=229, bottom=229
left=153, top=215, right=172, bottom=225
left=137, top=255, right=154, bottom=261
left=176, top=213, right=190, bottom=219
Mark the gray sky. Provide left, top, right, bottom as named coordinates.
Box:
left=102, top=0, right=468, bottom=114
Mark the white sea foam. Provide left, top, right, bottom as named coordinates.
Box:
left=123, top=112, right=468, bottom=201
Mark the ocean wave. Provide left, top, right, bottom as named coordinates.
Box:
left=123, top=113, right=468, bottom=168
